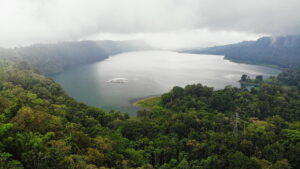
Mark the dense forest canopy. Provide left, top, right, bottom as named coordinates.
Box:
left=183, top=35, right=300, bottom=68
left=0, top=57, right=299, bottom=169
left=1, top=0, right=299, bottom=168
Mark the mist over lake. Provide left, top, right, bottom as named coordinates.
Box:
left=50, top=51, right=280, bottom=113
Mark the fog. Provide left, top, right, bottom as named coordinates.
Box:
left=0, top=0, right=299, bottom=48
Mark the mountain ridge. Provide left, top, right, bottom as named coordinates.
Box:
left=0, top=40, right=153, bottom=75
left=182, top=35, right=300, bottom=68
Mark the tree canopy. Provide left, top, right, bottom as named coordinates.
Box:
left=0, top=58, right=299, bottom=168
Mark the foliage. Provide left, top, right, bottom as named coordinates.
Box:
left=0, top=58, right=299, bottom=168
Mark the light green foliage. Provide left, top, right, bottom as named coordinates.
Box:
left=0, top=123, right=13, bottom=137
left=134, top=97, right=163, bottom=110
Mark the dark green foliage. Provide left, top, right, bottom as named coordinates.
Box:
left=277, top=69, right=300, bottom=88
left=162, top=76, right=300, bottom=122
left=227, top=151, right=260, bottom=169
left=241, top=74, right=250, bottom=82
left=256, top=75, right=263, bottom=82
left=0, top=58, right=299, bottom=168
left=0, top=59, right=140, bottom=168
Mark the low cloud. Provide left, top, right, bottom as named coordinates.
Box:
left=0, top=0, right=299, bottom=48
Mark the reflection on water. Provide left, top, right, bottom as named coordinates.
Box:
left=50, top=51, right=281, bottom=114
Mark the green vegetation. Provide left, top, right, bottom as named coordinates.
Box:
left=239, top=74, right=264, bottom=88
left=277, top=69, right=300, bottom=88
left=134, top=97, right=163, bottom=109
left=0, top=58, right=299, bottom=168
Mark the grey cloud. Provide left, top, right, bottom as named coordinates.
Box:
left=0, top=0, right=299, bottom=47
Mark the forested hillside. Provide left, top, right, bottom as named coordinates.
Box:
left=0, top=58, right=299, bottom=168
left=0, top=40, right=152, bottom=75
left=183, top=35, right=300, bottom=68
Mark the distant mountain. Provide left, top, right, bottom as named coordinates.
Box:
left=0, top=40, right=153, bottom=74
left=182, top=35, right=300, bottom=68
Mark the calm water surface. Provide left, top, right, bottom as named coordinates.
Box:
left=50, top=51, right=280, bottom=114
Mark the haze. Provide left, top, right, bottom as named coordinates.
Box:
left=0, top=0, right=299, bottom=49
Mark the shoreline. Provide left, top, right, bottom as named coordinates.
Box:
left=131, top=95, right=161, bottom=106
left=132, top=95, right=162, bottom=110
left=223, top=57, right=281, bottom=70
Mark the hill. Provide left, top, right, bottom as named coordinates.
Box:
left=182, top=35, right=300, bottom=68
left=0, top=40, right=153, bottom=75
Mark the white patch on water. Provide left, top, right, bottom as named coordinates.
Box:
left=107, top=78, right=129, bottom=83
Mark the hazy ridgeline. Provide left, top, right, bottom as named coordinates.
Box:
left=0, top=40, right=153, bottom=75
left=183, top=35, right=300, bottom=68
left=1, top=35, right=299, bottom=76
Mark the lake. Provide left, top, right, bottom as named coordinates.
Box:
left=50, top=50, right=281, bottom=114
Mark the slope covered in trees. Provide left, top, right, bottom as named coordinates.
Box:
left=0, top=58, right=299, bottom=168
left=0, top=40, right=153, bottom=75
left=183, top=35, right=300, bottom=68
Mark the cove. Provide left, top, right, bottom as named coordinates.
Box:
left=50, top=50, right=281, bottom=114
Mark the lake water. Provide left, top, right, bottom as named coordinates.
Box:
left=50, top=51, right=281, bottom=114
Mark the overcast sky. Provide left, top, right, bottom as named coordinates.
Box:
left=0, top=0, right=299, bottom=49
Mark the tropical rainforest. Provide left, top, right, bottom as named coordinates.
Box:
left=0, top=53, right=299, bottom=169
